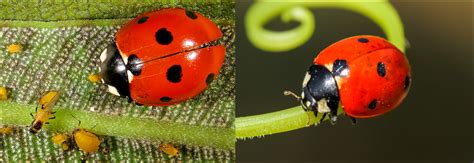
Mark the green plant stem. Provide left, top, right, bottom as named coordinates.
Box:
left=236, top=106, right=344, bottom=139
left=0, top=102, right=234, bottom=150
left=245, top=0, right=405, bottom=52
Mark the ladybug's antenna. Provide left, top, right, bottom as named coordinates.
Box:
left=284, top=91, right=301, bottom=101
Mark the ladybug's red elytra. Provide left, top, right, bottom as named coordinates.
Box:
left=287, top=35, right=411, bottom=124
left=99, top=8, right=225, bottom=106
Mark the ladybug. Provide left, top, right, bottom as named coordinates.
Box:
left=99, top=8, right=225, bottom=106
left=286, top=35, right=411, bottom=124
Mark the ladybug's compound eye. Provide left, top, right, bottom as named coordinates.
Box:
left=99, top=43, right=131, bottom=98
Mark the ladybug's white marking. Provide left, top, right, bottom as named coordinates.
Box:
left=107, top=85, right=120, bottom=96
left=302, top=72, right=311, bottom=87
left=122, top=55, right=129, bottom=65
left=301, top=92, right=305, bottom=99
left=305, top=101, right=311, bottom=108
left=325, top=63, right=333, bottom=73
left=127, top=70, right=134, bottom=83
left=100, top=48, right=107, bottom=63
left=316, top=98, right=330, bottom=113
left=100, top=79, right=105, bottom=83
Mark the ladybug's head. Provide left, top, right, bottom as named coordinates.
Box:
left=301, top=65, right=340, bottom=123
left=99, top=43, right=131, bottom=98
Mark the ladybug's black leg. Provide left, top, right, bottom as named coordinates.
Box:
left=319, top=113, right=328, bottom=125
left=330, top=108, right=338, bottom=124
left=30, top=113, right=34, bottom=118
left=328, top=113, right=337, bottom=125
left=310, top=111, right=319, bottom=126
left=347, top=115, right=357, bottom=125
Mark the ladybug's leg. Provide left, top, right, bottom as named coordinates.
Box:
left=346, top=115, right=357, bottom=125
left=320, top=113, right=327, bottom=124
left=328, top=113, right=337, bottom=125
left=127, top=97, right=133, bottom=103
left=328, top=107, right=338, bottom=125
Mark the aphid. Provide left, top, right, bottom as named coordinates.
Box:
left=71, top=117, right=100, bottom=160
left=0, top=87, right=8, bottom=101
left=0, top=126, right=13, bottom=135
left=51, top=133, right=70, bottom=150
left=6, top=43, right=23, bottom=53
left=30, top=91, right=60, bottom=134
left=88, top=73, right=102, bottom=83
left=159, top=143, right=180, bottom=157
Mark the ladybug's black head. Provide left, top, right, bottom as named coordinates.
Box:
left=301, top=65, right=340, bottom=123
left=99, top=43, right=131, bottom=98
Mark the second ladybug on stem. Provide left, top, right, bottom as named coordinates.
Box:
left=100, top=8, right=225, bottom=106
left=286, top=35, right=411, bottom=124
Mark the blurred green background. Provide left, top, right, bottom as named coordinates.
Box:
left=236, top=1, right=472, bottom=162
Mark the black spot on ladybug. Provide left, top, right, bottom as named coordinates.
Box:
left=160, top=97, right=172, bottom=102
left=167, top=65, right=182, bottom=83
left=404, top=76, right=411, bottom=90
left=368, top=100, right=377, bottom=110
left=137, top=17, right=148, bottom=24
left=185, top=10, right=197, bottom=19
left=358, top=38, right=369, bottom=43
left=206, top=73, right=215, bottom=85
left=155, top=28, right=173, bottom=45
left=127, top=54, right=143, bottom=76
left=377, top=62, right=386, bottom=77
left=332, top=59, right=349, bottom=77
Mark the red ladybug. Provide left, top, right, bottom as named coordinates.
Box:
left=287, top=35, right=411, bottom=124
left=99, top=8, right=225, bottom=106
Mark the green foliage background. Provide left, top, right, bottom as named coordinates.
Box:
left=0, top=1, right=235, bottom=162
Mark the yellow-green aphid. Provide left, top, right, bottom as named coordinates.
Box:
left=72, top=118, right=101, bottom=160
left=51, top=133, right=70, bottom=150
left=6, top=43, right=23, bottom=53
left=87, top=73, right=102, bottom=83
left=0, top=126, right=13, bottom=135
left=30, top=91, right=60, bottom=134
left=159, top=143, right=180, bottom=157
left=0, top=87, right=8, bottom=101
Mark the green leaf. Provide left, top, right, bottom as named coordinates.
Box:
left=0, top=1, right=235, bottom=162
